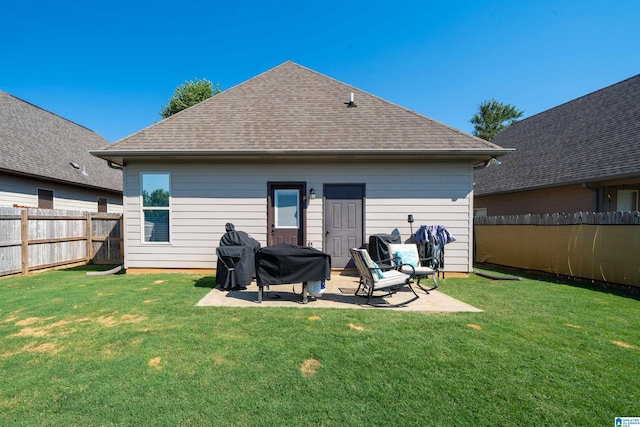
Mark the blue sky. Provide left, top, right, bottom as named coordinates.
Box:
left=2, top=0, right=639, bottom=142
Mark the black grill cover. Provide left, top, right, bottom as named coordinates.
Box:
left=368, top=233, right=401, bottom=267
left=216, top=223, right=261, bottom=289
left=255, top=243, right=331, bottom=286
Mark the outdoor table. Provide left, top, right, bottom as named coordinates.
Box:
left=255, top=243, right=331, bottom=303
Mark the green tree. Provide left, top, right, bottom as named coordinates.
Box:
left=159, top=78, right=221, bottom=118
left=470, top=98, right=524, bottom=141
left=142, top=188, right=169, bottom=207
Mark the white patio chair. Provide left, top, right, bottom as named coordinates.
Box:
left=388, top=243, right=439, bottom=293
left=349, top=248, right=419, bottom=307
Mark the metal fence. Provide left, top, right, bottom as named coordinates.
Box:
left=474, top=211, right=640, bottom=287
left=0, top=207, right=123, bottom=277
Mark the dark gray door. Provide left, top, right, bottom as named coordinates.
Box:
left=324, top=184, right=364, bottom=268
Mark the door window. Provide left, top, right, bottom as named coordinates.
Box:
left=274, top=189, right=299, bottom=229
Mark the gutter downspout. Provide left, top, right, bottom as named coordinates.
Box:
left=107, top=161, right=124, bottom=171
left=473, top=157, right=501, bottom=170
left=581, top=182, right=600, bottom=212
left=473, top=160, right=491, bottom=170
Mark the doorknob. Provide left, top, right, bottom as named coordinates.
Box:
left=271, top=224, right=275, bottom=233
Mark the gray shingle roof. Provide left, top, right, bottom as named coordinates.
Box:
left=93, top=61, right=509, bottom=163
left=0, top=90, right=122, bottom=192
left=474, top=74, right=640, bottom=196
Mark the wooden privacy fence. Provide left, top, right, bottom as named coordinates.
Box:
left=474, top=211, right=640, bottom=287
left=0, top=207, right=123, bottom=277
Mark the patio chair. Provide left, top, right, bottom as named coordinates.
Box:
left=388, top=243, right=439, bottom=293
left=349, top=248, right=419, bottom=307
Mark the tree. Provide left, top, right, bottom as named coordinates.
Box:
left=159, top=78, right=221, bottom=118
left=142, top=188, right=169, bottom=207
left=470, top=99, right=523, bottom=141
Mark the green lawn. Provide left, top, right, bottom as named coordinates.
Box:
left=1, top=266, right=638, bottom=426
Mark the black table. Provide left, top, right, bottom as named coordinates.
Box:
left=255, top=243, right=331, bottom=303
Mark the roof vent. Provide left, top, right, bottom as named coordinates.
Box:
left=345, top=92, right=357, bottom=108
left=70, top=162, right=80, bottom=169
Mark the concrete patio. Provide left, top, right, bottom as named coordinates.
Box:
left=197, top=272, right=482, bottom=312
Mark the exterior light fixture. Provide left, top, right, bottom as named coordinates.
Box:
left=309, top=188, right=316, bottom=200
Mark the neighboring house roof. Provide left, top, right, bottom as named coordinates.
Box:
left=474, top=74, right=640, bottom=196
left=92, top=61, right=511, bottom=165
left=0, top=90, right=122, bottom=193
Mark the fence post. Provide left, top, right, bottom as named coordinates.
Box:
left=86, top=212, right=93, bottom=263
left=21, top=210, right=28, bottom=275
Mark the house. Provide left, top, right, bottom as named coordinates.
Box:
left=91, top=61, right=510, bottom=272
left=0, top=90, right=122, bottom=212
left=474, top=74, right=640, bottom=216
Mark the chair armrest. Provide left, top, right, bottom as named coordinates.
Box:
left=366, top=261, right=414, bottom=279
left=365, top=264, right=394, bottom=276
left=419, top=256, right=441, bottom=270
left=375, top=257, right=400, bottom=270
left=398, top=263, right=416, bottom=279
left=388, top=255, right=411, bottom=270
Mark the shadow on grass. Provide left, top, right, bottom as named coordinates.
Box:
left=475, top=263, right=640, bottom=301
left=194, top=276, right=217, bottom=289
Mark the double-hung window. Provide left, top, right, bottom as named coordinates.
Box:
left=142, top=173, right=170, bottom=243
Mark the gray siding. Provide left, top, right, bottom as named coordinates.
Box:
left=123, top=161, right=474, bottom=272
left=1, top=173, right=123, bottom=213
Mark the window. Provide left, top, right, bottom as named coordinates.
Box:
left=98, top=197, right=108, bottom=213
left=274, top=189, right=299, bottom=228
left=474, top=208, right=487, bottom=217
left=38, top=189, right=54, bottom=209
left=142, top=173, right=170, bottom=242
left=617, top=190, right=638, bottom=211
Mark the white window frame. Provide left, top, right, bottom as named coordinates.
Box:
left=141, top=172, right=171, bottom=244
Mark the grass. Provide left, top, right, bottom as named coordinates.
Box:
left=1, top=265, right=639, bottom=426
